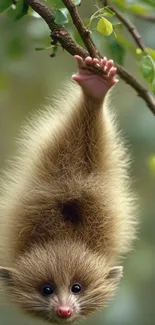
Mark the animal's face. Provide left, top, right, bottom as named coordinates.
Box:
left=0, top=242, right=123, bottom=324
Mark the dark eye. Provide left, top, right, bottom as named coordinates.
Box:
left=71, top=283, right=82, bottom=294
left=42, top=284, right=54, bottom=296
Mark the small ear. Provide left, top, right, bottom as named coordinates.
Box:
left=106, top=266, right=123, bottom=281
left=0, top=267, right=13, bottom=283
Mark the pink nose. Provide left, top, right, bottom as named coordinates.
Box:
left=57, top=306, right=72, bottom=318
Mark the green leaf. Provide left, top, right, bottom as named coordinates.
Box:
left=146, top=48, right=155, bottom=61
left=141, top=0, right=155, bottom=8
left=97, top=18, right=113, bottom=36
left=137, top=48, right=155, bottom=60
left=113, top=22, right=122, bottom=34
left=127, top=3, right=150, bottom=14
left=136, top=48, right=143, bottom=55
left=35, top=45, right=56, bottom=51
left=35, top=47, right=49, bottom=51
left=73, top=0, right=81, bottom=5
left=152, top=77, right=155, bottom=94
left=113, top=0, right=153, bottom=12
left=103, top=7, right=115, bottom=17
left=115, top=33, right=135, bottom=54
left=0, top=0, right=12, bottom=13
left=54, top=9, right=69, bottom=25
left=140, top=55, right=155, bottom=82
left=47, top=0, right=65, bottom=9
left=28, top=8, right=41, bottom=18
left=112, top=0, right=126, bottom=10
left=106, top=39, right=126, bottom=65
left=7, top=0, right=29, bottom=20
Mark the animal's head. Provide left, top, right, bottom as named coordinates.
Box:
left=0, top=241, right=123, bottom=323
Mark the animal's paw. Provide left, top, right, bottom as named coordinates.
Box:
left=72, top=55, right=119, bottom=99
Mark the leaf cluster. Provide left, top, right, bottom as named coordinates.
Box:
left=1, top=0, right=155, bottom=94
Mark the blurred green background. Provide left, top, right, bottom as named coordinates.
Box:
left=0, top=1, right=155, bottom=325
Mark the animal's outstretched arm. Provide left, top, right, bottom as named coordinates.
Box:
left=66, top=55, right=118, bottom=171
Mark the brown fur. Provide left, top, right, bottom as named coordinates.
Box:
left=0, top=82, right=136, bottom=323
left=1, top=242, right=123, bottom=323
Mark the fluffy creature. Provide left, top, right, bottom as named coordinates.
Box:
left=0, top=55, right=136, bottom=324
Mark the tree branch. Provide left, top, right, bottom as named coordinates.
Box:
left=62, top=0, right=101, bottom=58
left=102, top=0, right=146, bottom=52
left=63, top=0, right=155, bottom=114
left=25, top=0, right=155, bottom=115
left=103, top=0, right=155, bottom=23
left=25, top=0, right=87, bottom=57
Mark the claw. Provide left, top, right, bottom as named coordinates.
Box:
left=74, top=55, right=83, bottom=69
left=73, top=55, right=119, bottom=99
left=85, top=56, right=93, bottom=64
left=106, top=60, right=114, bottom=74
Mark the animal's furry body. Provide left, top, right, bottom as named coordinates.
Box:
left=0, top=56, right=136, bottom=324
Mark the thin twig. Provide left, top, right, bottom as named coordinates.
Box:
left=62, top=0, right=101, bottom=58
left=25, top=0, right=155, bottom=115
left=135, top=14, right=155, bottom=23
left=103, top=0, right=155, bottom=23
left=63, top=0, right=155, bottom=114
left=102, top=0, right=146, bottom=52
left=117, top=65, right=155, bottom=115
left=25, top=0, right=87, bottom=57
